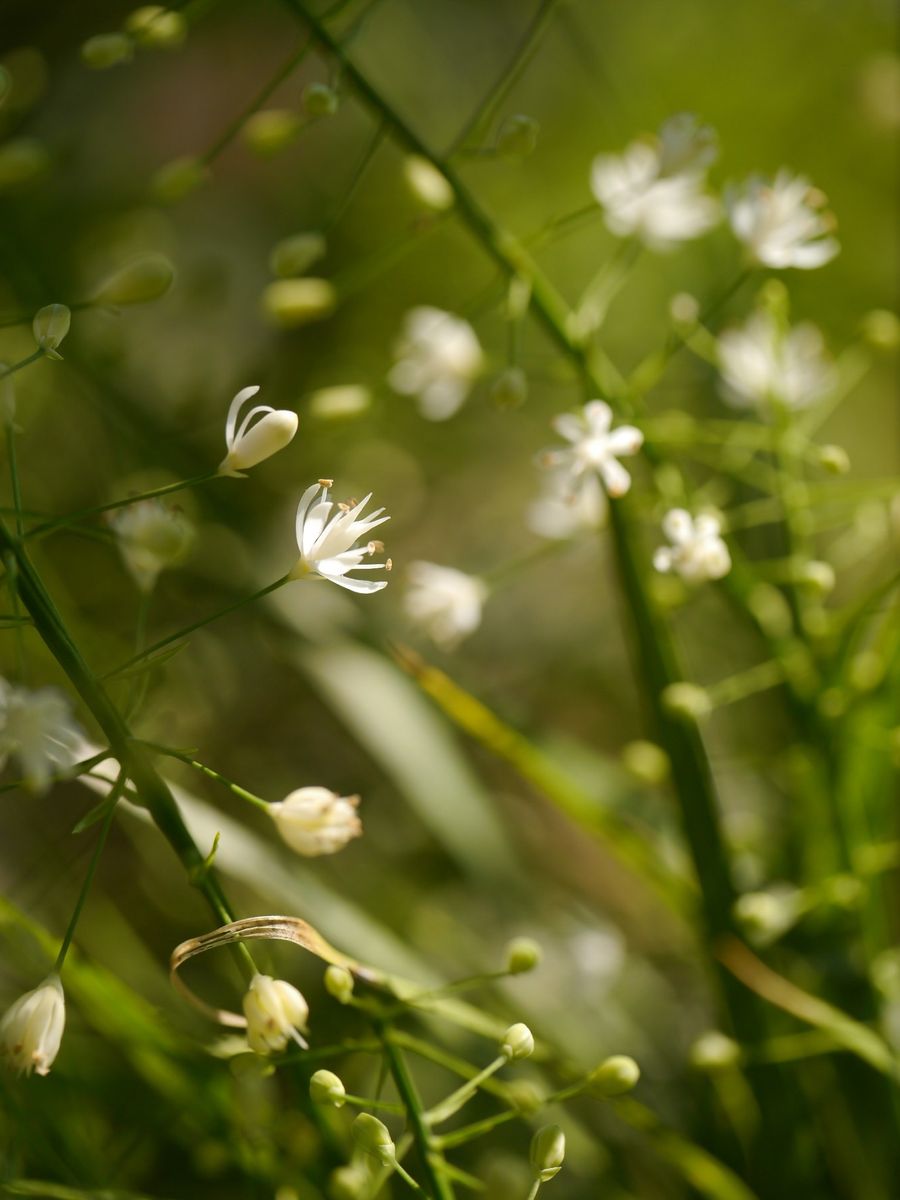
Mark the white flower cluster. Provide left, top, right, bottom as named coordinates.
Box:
left=0, top=679, right=83, bottom=794
left=717, top=309, right=837, bottom=414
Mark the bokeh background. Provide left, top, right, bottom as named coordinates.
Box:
left=1, top=1, right=898, bottom=1197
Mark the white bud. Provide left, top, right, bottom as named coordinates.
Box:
left=268, top=787, right=361, bottom=857
left=308, top=385, right=371, bottom=421
left=589, top=1054, right=640, bottom=1095
left=242, top=973, right=309, bottom=1055
left=310, top=1068, right=347, bottom=1107
left=262, top=278, right=337, bottom=328
left=352, top=1113, right=395, bottom=1165
left=403, top=155, right=454, bottom=210
left=530, top=1125, right=565, bottom=1182
left=689, top=1031, right=741, bottom=1072
left=91, top=253, right=175, bottom=306
left=32, top=303, right=71, bottom=358
left=500, top=1022, right=534, bottom=1060
left=1, top=974, right=65, bottom=1076
left=269, top=232, right=327, bottom=278
left=219, top=385, right=298, bottom=477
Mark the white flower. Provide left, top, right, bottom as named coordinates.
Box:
left=545, top=400, right=643, bottom=498
left=109, top=499, right=194, bottom=592
left=727, top=170, right=839, bottom=269
left=0, top=680, right=84, bottom=794
left=219, top=385, right=298, bottom=477
left=242, top=973, right=309, bottom=1055
left=590, top=114, right=720, bottom=251
left=289, top=481, right=390, bottom=594
left=527, top=469, right=607, bottom=540
left=653, top=509, right=731, bottom=583
left=268, top=786, right=361, bottom=856
left=404, top=562, right=487, bottom=648
left=388, top=307, right=483, bottom=420
left=718, top=311, right=837, bottom=413
left=1, top=974, right=65, bottom=1076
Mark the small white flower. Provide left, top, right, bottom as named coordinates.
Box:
left=109, top=499, right=194, bottom=592
left=545, top=400, right=643, bottom=498
left=717, top=311, right=836, bottom=413
left=653, top=509, right=731, bottom=583
left=404, top=562, right=487, bottom=648
left=219, top=385, right=298, bottom=477
left=0, top=680, right=84, bottom=794
left=242, top=973, right=309, bottom=1055
left=289, top=481, right=390, bottom=594
left=268, top=786, right=361, bottom=856
left=388, top=307, right=483, bottom=420
left=727, top=170, right=839, bottom=269
left=1, top=974, right=65, bottom=1076
left=527, top=469, right=607, bottom=540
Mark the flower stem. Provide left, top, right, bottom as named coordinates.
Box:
left=142, top=741, right=270, bottom=811
left=0, top=349, right=44, bottom=379
left=4, top=419, right=27, bottom=678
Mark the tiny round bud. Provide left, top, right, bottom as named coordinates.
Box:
left=500, top=1022, right=534, bottom=1060
left=242, top=109, right=302, bottom=156
left=689, top=1031, right=741, bottom=1072
left=308, top=385, right=371, bottom=421
left=32, top=303, right=71, bottom=358
left=270, top=231, right=327, bottom=277
left=816, top=444, right=850, bottom=474
left=796, top=559, right=835, bottom=595
left=496, top=113, right=540, bottom=157
left=91, top=253, right=175, bottom=306
left=490, top=366, right=528, bottom=408
left=505, top=937, right=542, bottom=975
left=669, top=292, right=700, bottom=326
left=860, top=308, right=900, bottom=350
left=589, top=1055, right=640, bottom=1096
left=302, top=82, right=339, bottom=116
left=662, top=682, right=712, bottom=721
left=152, top=155, right=209, bottom=202
left=733, top=887, right=800, bottom=945
left=125, top=7, right=188, bottom=48
left=403, top=155, right=454, bottom=210
left=352, top=1113, right=395, bottom=1166
left=324, top=964, right=355, bottom=1003
left=0, top=138, right=50, bottom=189
left=310, top=1069, right=346, bottom=1107
left=81, top=33, right=134, bottom=69
left=621, top=739, right=670, bottom=785
left=262, top=278, right=337, bottom=328
left=530, top=1125, right=565, bottom=1182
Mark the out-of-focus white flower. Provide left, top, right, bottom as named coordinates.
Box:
left=527, top=468, right=607, bottom=539
left=653, top=509, right=731, bottom=583
left=289, top=481, right=390, bottom=595
left=219, top=385, right=298, bottom=477
left=268, top=786, right=361, bottom=856
left=0, top=974, right=65, bottom=1076
left=590, top=114, right=720, bottom=251
left=242, top=973, right=309, bottom=1055
left=0, top=680, right=84, bottom=794
left=544, top=400, right=643, bottom=498
left=727, top=170, right=839, bottom=269
left=404, top=562, right=487, bottom=648
left=718, top=311, right=837, bottom=413
left=388, top=307, right=483, bottom=420
left=109, top=499, right=194, bottom=592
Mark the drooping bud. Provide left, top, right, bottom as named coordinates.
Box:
left=242, top=973, right=309, bottom=1056
left=262, top=278, right=337, bottom=328
left=152, top=155, right=209, bottom=202
left=219, top=385, right=298, bottom=477
left=324, top=964, right=355, bottom=1004
left=530, top=1125, right=566, bottom=1182
left=0, top=974, right=65, bottom=1076
left=270, top=231, right=327, bottom=278
left=242, top=109, right=302, bottom=156
left=0, top=138, right=50, bottom=189
left=268, top=788, right=361, bottom=856
left=490, top=366, right=528, bottom=409
left=302, top=82, right=339, bottom=117
left=505, top=937, right=541, bottom=975
left=32, top=303, right=71, bottom=359
left=310, top=1069, right=347, bottom=1107
left=91, top=253, right=175, bottom=306
left=589, top=1054, right=640, bottom=1096
left=496, top=113, right=540, bottom=157
left=81, top=33, right=134, bottom=69
left=500, top=1022, right=534, bottom=1060
left=125, top=7, right=187, bottom=49
left=403, top=155, right=454, bottom=211
left=352, top=1113, right=395, bottom=1166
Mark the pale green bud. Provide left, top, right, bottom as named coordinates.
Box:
left=32, top=303, right=71, bottom=358
left=496, top=113, right=539, bottom=157
left=152, top=155, right=209, bottom=202
left=849, top=650, right=885, bottom=693
left=669, top=292, right=700, bottom=326
left=662, top=681, right=712, bottom=721
left=310, top=1068, right=346, bottom=1107
left=621, top=739, right=670, bottom=785
left=0, top=138, right=50, bottom=189
left=505, top=937, right=541, bottom=975
left=816, top=444, right=850, bottom=474
left=302, top=82, right=339, bottom=117
left=81, top=33, right=134, bottom=69
left=747, top=583, right=792, bottom=639
left=530, top=1125, right=565, bottom=1182
left=270, top=231, right=327, bottom=277
left=324, top=964, right=355, bottom=1003
left=329, top=1164, right=369, bottom=1200
left=403, top=155, right=454, bottom=210
left=490, top=366, right=528, bottom=408
left=500, top=1022, right=534, bottom=1060
left=262, top=278, right=337, bottom=328
left=689, top=1031, right=740, bottom=1072
left=352, top=1113, right=395, bottom=1165
left=758, top=278, right=790, bottom=323
left=91, top=253, right=175, bottom=306
left=860, top=308, right=900, bottom=350
left=507, top=1079, right=544, bottom=1115
left=242, top=109, right=302, bottom=156
left=796, top=559, right=835, bottom=595
left=589, top=1054, right=640, bottom=1096
left=734, top=886, right=800, bottom=945
left=308, top=385, right=371, bottom=421
left=126, top=7, right=188, bottom=48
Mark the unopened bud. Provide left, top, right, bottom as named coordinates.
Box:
left=662, top=681, right=711, bottom=721
left=91, top=253, right=175, bottom=306
left=329, top=1163, right=369, bottom=1200
left=81, top=33, right=134, bottom=69
left=310, top=1069, right=346, bottom=1107
left=309, top=385, right=371, bottom=421
left=507, top=1079, right=544, bottom=1115
left=796, top=559, right=835, bottom=595
left=324, top=964, right=355, bottom=1003
left=125, top=7, right=187, bottom=48
left=505, top=937, right=541, bottom=975
left=32, top=303, right=71, bottom=358
left=500, top=1022, right=534, bottom=1060
left=817, top=444, right=850, bottom=474
left=589, top=1054, right=640, bottom=1096
left=490, top=366, right=528, bottom=408
left=530, top=1125, right=565, bottom=1182
left=270, top=231, right=327, bottom=277
left=403, top=155, right=454, bottom=211
left=621, top=739, right=670, bottom=785
left=262, top=278, right=337, bottom=328
left=689, top=1031, right=740, bottom=1072
left=352, top=1113, right=395, bottom=1166
left=152, top=155, right=209, bottom=202
left=860, top=308, right=900, bottom=350
left=302, top=82, right=339, bottom=117
left=496, top=113, right=540, bottom=157
left=669, top=292, right=700, bottom=326
left=242, top=109, right=302, bottom=156
left=734, top=886, right=800, bottom=945
left=0, top=138, right=50, bottom=189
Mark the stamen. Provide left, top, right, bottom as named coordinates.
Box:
left=318, top=478, right=334, bottom=488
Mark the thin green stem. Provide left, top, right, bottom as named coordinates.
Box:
left=425, top=1055, right=506, bottom=1125
left=4, top=420, right=27, bottom=678
left=0, top=349, right=44, bottom=379
left=525, top=1181, right=541, bottom=1200
left=143, top=741, right=270, bottom=811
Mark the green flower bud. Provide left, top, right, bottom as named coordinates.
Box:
left=490, top=366, right=528, bottom=409
left=81, top=33, right=134, bottom=69
left=152, top=155, right=209, bottom=202
left=669, top=291, right=700, bottom=326
left=242, top=109, right=302, bottom=156
left=302, top=82, right=339, bottom=117
left=747, top=583, right=792, bottom=639
left=589, top=1054, right=641, bottom=1096
left=530, top=1125, right=565, bottom=1182
left=816, top=444, right=850, bottom=474
left=621, top=739, right=670, bottom=785
left=403, top=155, right=454, bottom=211
left=860, top=308, right=900, bottom=350
left=352, top=1113, right=395, bottom=1166
left=796, top=559, right=835, bottom=595
left=662, top=681, right=712, bottom=721
left=496, top=113, right=539, bottom=157
left=505, top=937, right=541, bottom=975
left=125, top=7, right=188, bottom=48
left=308, top=385, right=371, bottom=421
left=733, top=886, right=800, bottom=945
left=0, top=138, right=50, bottom=189
left=507, top=1079, right=543, bottom=1115
left=689, top=1031, right=741, bottom=1072
left=270, top=231, right=327, bottom=278
left=91, top=253, right=175, bottom=306
left=310, top=1068, right=346, bottom=1107
left=500, top=1022, right=534, bottom=1060
left=32, top=303, right=71, bottom=358
left=324, top=964, right=355, bottom=1003
left=329, top=1163, right=369, bottom=1200
left=262, top=278, right=337, bottom=328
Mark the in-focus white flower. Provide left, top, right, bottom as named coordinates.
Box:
left=1, top=974, right=65, bottom=1076
left=717, top=310, right=837, bottom=413
left=388, top=307, right=483, bottom=420
left=544, top=400, right=643, bottom=498
left=590, top=114, right=720, bottom=250
left=404, top=562, right=487, bottom=648
left=653, top=509, right=731, bottom=583
left=527, top=468, right=607, bottom=540
left=242, top=973, right=309, bottom=1055
left=727, top=170, right=839, bottom=269
left=219, top=385, right=298, bottom=477
left=289, top=481, right=390, bottom=594
left=0, top=680, right=84, bottom=794
left=109, top=498, right=194, bottom=592
left=268, top=786, right=361, bottom=856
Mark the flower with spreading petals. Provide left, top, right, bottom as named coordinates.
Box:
left=544, top=401, right=643, bottom=498
left=289, top=481, right=390, bottom=594
left=717, top=310, right=837, bottom=413
left=388, top=307, right=483, bottom=420
left=527, top=468, right=607, bottom=540
left=1, top=974, right=65, bottom=1076
left=653, top=510, right=731, bottom=583
left=268, top=787, right=361, bottom=856
left=404, top=562, right=487, bottom=648
left=109, top=498, right=194, bottom=592
left=242, top=973, right=309, bottom=1055
left=0, top=680, right=84, bottom=794
left=727, top=170, right=839, bottom=269
left=219, top=385, right=298, bottom=477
